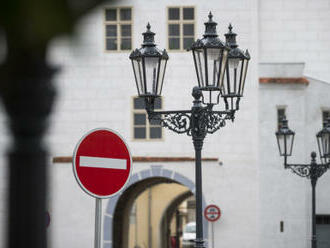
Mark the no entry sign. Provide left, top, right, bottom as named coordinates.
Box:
left=204, top=204, right=221, bottom=222
left=73, top=128, right=132, bottom=198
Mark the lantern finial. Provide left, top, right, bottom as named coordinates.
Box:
left=208, top=11, right=213, bottom=21
left=142, top=22, right=155, bottom=46
left=225, top=23, right=238, bottom=48
left=228, top=23, right=233, bottom=32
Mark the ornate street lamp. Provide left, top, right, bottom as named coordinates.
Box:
left=130, top=13, right=250, bottom=248
left=275, top=116, right=330, bottom=248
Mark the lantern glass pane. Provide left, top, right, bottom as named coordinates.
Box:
left=229, top=58, right=240, bottom=69
left=277, top=134, right=285, bottom=156
left=203, top=90, right=220, bottom=105
left=206, top=48, right=221, bottom=87
left=144, top=57, right=159, bottom=95
left=321, top=133, right=330, bottom=158
left=157, top=59, right=167, bottom=95
left=277, top=133, right=294, bottom=156
left=225, top=59, right=243, bottom=96
left=239, top=59, right=249, bottom=96
left=193, top=49, right=205, bottom=88
left=287, top=134, right=294, bottom=156
left=132, top=60, right=144, bottom=95
left=219, top=49, right=228, bottom=89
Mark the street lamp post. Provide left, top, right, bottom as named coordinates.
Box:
left=130, top=12, right=250, bottom=248
left=275, top=117, right=330, bottom=248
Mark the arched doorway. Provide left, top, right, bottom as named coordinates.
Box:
left=159, top=191, right=194, bottom=248
left=102, top=166, right=208, bottom=248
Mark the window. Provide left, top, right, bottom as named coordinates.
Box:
left=322, top=110, right=330, bottom=127
left=104, top=7, right=132, bottom=51
left=317, top=215, right=330, bottom=225
left=277, top=107, right=286, bottom=130
left=133, top=97, right=163, bottom=140
left=167, top=7, right=195, bottom=50
left=316, top=215, right=330, bottom=248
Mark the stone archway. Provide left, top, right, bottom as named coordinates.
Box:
left=102, top=165, right=208, bottom=248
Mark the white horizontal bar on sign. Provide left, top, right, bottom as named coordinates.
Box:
left=79, top=156, right=127, bottom=170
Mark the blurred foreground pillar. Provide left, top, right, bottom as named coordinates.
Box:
left=0, top=1, right=109, bottom=247
left=0, top=49, right=56, bottom=247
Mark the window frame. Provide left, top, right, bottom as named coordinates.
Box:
left=321, top=108, right=330, bottom=127
left=104, top=6, right=134, bottom=52
left=277, top=106, right=286, bottom=131
left=131, top=96, right=164, bottom=141
left=167, top=6, right=196, bottom=51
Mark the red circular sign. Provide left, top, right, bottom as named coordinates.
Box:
left=204, top=204, right=221, bottom=222
left=73, top=128, right=132, bottom=198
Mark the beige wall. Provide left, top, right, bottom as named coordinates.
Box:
left=128, top=183, right=190, bottom=248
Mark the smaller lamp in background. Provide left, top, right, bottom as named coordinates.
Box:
left=275, top=116, right=295, bottom=166
left=317, top=117, right=330, bottom=164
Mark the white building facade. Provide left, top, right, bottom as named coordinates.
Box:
left=0, top=0, right=330, bottom=248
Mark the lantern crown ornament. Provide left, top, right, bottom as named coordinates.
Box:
left=130, top=23, right=169, bottom=98
left=317, top=117, right=330, bottom=164
left=222, top=24, right=250, bottom=111
left=190, top=12, right=230, bottom=95
left=224, top=24, right=250, bottom=59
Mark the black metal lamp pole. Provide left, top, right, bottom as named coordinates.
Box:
left=275, top=117, right=330, bottom=248
left=130, top=13, right=250, bottom=248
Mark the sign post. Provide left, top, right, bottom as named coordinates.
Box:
left=204, top=204, right=221, bottom=248
left=73, top=128, right=132, bottom=248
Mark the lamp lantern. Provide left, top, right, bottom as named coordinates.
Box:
left=129, top=23, right=168, bottom=99
left=222, top=24, right=250, bottom=111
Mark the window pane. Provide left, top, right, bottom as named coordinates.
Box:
left=169, top=8, right=180, bottom=20
left=154, top=98, right=162, bottom=109
left=121, top=25, right=131, bottom=36
left=106, top=38, right=117, bottom=50
left=183, top=37, right=194, bottom=49
left=169, top=24, right=180, bottom=36
left=183, top=8, right=194, bottom=20
left=150, top=127, right=162, bottom=139
left=277, top=108, right=286, bottom=130
left=183, top=24, right=194, bottom=36
left=169, top=38, right=180, bottom=49
left=105, top=9, right=117, bottom=21
left=106, top=25, right=117, bottom=36
left=120, top=8, right=131, bottom=20
left=323, top=111, right=330, bottom=127
left=134, top=98, right=145, bottom=109
left=150, top=117, right=161, bottom=125
left=134, top=127, right=146, bottom=139
left=134, top=113, right=146, bottom=125
left=121, top=38, right=131, bottom=50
